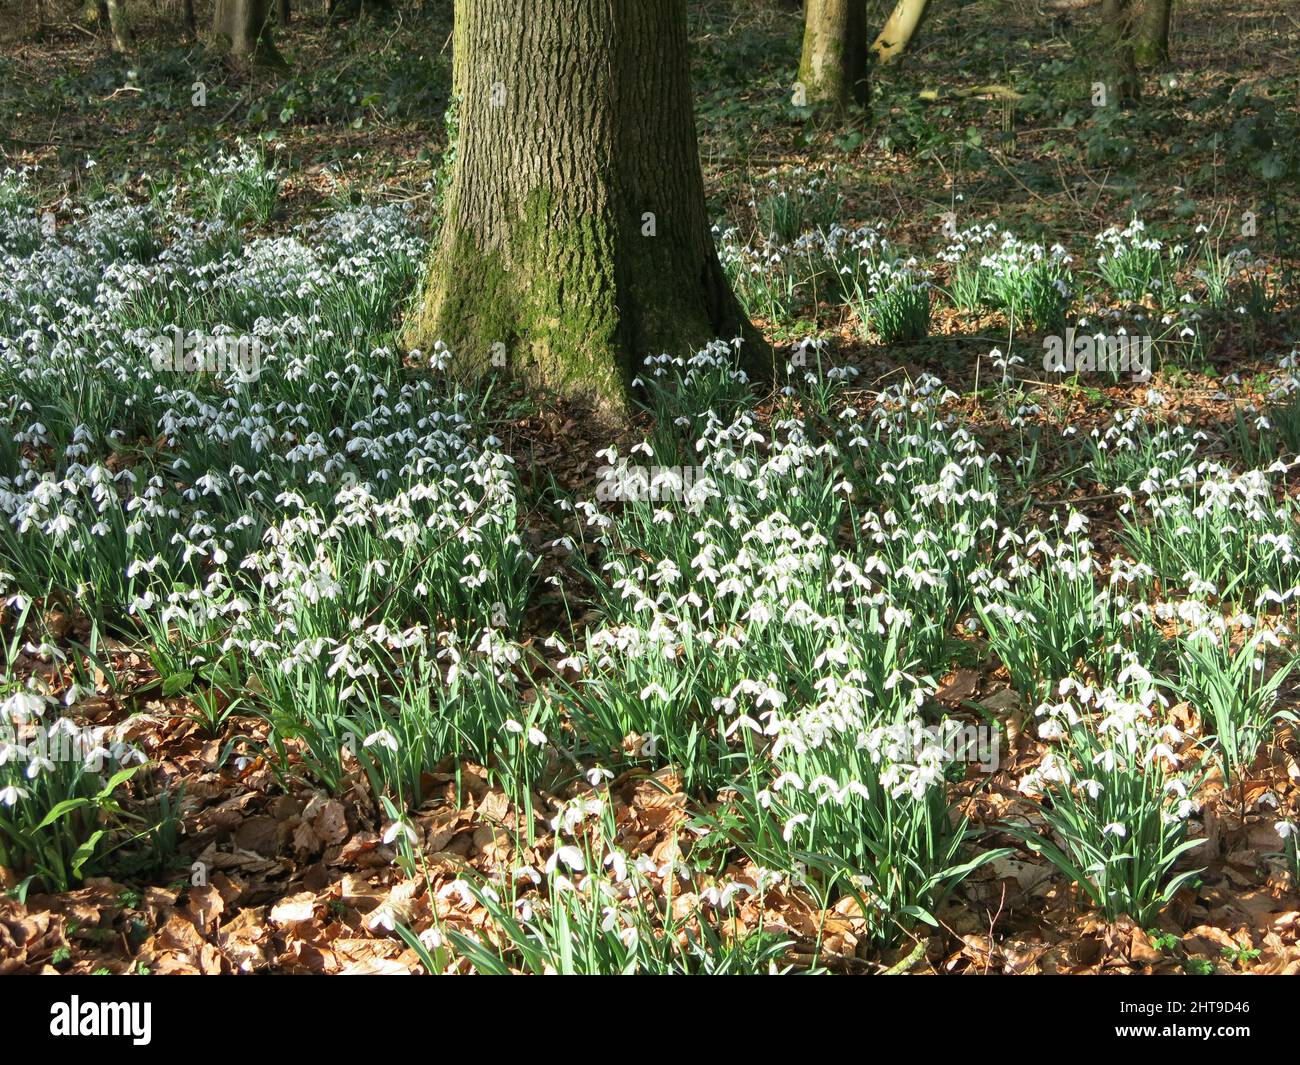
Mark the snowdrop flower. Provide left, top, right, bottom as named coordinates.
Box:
left=383, top=819, right=419, bottom=845
left=438, top=879, right=477, bottom=908
left=1146, top=744, right=1180, bottom=768
left=363, top=729, right=399, bottom=752
left=545, top=845, right=586, bottom=874
left=1063, top=511, right=1089, bottom=536
left=585, top=766, right=613, bottom=788
left=781, top=813, right=809, bottom=843
left=2, top=691, right=47, bottom=724
left=603, top=850, right=629, bottom=883
left=25, top=754, right=55, bottom=779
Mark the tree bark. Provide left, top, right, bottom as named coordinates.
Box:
left=213, top=0, right=283, bottom=65
left=104, top=0, right=133, bottom=53
left=277, top=0, right=290, bottom=24
left=1133, top=0, right=1171, bottom=66
left=1101, top=0, right=1140, bottom=105
left=405, top=0, right=766, bottom=413
left=797, top=0, right=869, bottom=112
left=183, top=0, right=196, bottom=36
left=872, top=0, right=930, bottom=66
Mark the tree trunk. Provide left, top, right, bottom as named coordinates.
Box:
left=278, top=0, right=290, bottom=24
left=797, top=0, right=869, bottom=112
left=105, top=0, right=133, bottom=52
left=1133, top=0, right=1171, bottom=66
left=872, top=0, right=930, bottom=66
left=1101, top=0, right=1140, bottom=105
left=183, top=0, right=196, bottom=36
left=213, top=0, right=283, bottom=65
left=405, top=0, right=766, bottom=413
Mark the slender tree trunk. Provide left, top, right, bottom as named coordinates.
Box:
left=183, top=0, right=196, bottom=36
left=797, top=0, right=869, bottom=112
left=1101, top=0, right=1140, bottom=105
left=872, top=0, right=930, bottom=66
left=278, top=0, right=290, bottom=24
left=1133, top=0, right=1171, bottom=66
left=214, top=0, right=283, bottom=65
left=104, top=0, right=133, bottom=52
left=405, top=0, right=766, bottom=412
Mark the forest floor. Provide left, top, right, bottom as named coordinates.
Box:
left=2, top=0, right=1300, bottom=975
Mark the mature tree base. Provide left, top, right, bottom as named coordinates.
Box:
left=798, top=0, right=869, bottom=114
left=213, top=40, right=287, bottom=69
left=404, top=201, right=770, bottom=415
left=213, top=0, right=286, bottom=68
left=1132, top=40, right=1169, bottom=67
left=403, top=0, right=770, bottom=416
left=1101, top=0, right=1141, bottom=105
left=1133, top=0, right=1171, bottom=68
left=104, top=0, right=132, bottom=54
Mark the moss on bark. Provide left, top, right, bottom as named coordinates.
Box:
left=1133, top=0, right=1172, bottom=67
left=213, top=0, right=284, bottom=67
left=798, top=0, right=869, bottom=112
left=404, top=0, right=766, bottom=415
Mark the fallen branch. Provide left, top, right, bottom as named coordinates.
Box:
left=881, top=938, right=928, bottom=975
left=919, top=84, right=1025, bottom=102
